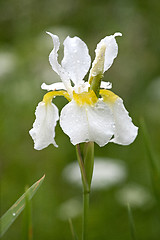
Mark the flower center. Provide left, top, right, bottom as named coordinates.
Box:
left=73, top=90, right=98, bottom=107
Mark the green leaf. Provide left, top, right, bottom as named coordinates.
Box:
left=23, top=186, right=33, bottom=240
left=0, top=175, right=45, bottom=237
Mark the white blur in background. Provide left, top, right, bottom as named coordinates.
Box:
left=62, top=157, right=127, bottom=190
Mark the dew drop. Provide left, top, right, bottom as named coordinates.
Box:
left=12, top=213, right=16, bottom=216
left=85, top=138, right=89, bottom=142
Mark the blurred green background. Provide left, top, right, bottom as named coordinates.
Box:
left=1, top=0, right=160, bottom=239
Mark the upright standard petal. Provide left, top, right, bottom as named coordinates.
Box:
left=61, top=36, right=91, bottom=85
left=89, top=32, right=122, bottom=79
left=46, top=32, right=72, bottom=96
left=29, top=101, right=59, bottom=150
left=60, top=100, right=114, bottom=146
left=102, top=32, right=122, bottom=72
left=110, top=98, right=138, bottom=145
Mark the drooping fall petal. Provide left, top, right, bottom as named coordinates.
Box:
left=60, top=100, right=114, bottom=146
left=110, top=97, right=138, bottom=145
left=29, top=102, right=59, bottom=150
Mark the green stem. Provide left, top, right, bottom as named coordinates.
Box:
left=76, top=144, right=90, bottom=240
left=76, top=143, right=94, bottom=240
left=83, top=142, right=94, bottom=190
left=76, top=144, right=89, bottom=192
left=82, top=192, right=89, bottom=240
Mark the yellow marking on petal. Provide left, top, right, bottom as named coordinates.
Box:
left=100, top=89, right=118, bottom=104
left=73, top=90, right=98, bottom=107
left=43, top=90, right=71, bottom=104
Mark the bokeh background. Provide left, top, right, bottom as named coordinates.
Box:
left=1, top=0, right=160, bottom=239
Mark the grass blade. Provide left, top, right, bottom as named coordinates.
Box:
left=140, top=119, right=158, bottom=173
left=23, top=186, right=33, bottom=240
left=140, top=119, right=160, bottom=201
left=127, top=204, right=137, bottom=240
left=68, top=218, right=78, bottom=240
left=0, top=175, right=45, bottom=237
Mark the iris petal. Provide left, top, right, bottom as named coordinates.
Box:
left=29, top=102, right=59, bottom=150
left=89, top=32, right=122, bottom=80
left=60, top=100, right=114, bottom=146
left=102, top=32, right=122, bottom=72
left=110, top=98, right=138, bottom=145
left=47, top=32, right=72, bottom=95
left=41, top=82, right=66, bottom=91
left=61, top=36, right=91, bottom=85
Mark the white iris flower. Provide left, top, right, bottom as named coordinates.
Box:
left=29, top=32, right=138, bottom=150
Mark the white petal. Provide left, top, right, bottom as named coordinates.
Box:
left=29, top=101, right=59, bottom=150
left=103, top=32, right=122, bottom=72
left=47, top=32, right=72, bottom=95
left=73, top=81, right=90, bottom=93
left=100, top=81, right=112, bottom=89
left=41, top=82, right=66, bottom=91
left=46, top=32, right=61, bottom=75
left=94, top=32, right=122, bottom=74
left=110, top=98, right=138, bottom=145
left=61, top=36, right=91, bottom=85
left=60, top=100, right=114, bottom=146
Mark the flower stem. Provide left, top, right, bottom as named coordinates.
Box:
left=76, top=144, right=89, bottom=239
left=82, top=191, right=89, bottom=240
left=76, top=143, right=94, bottom=240
left=76, top=144, right=89, bottom=192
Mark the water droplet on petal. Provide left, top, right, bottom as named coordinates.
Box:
left=85, top=138, right=89, bottom=142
